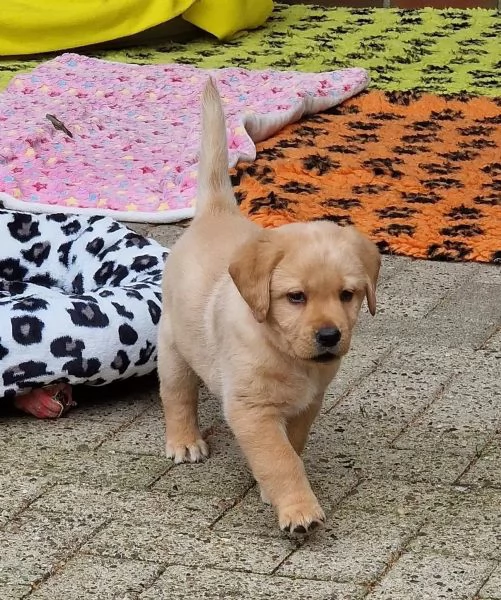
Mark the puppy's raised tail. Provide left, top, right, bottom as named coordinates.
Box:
left=195, top=77, right=238, bottom=218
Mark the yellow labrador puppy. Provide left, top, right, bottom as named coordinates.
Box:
left=158, top=78, right=380, bottom=534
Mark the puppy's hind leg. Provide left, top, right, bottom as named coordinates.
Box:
left=158, top=324, right=208, bottom=464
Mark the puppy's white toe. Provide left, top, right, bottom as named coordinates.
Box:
left=166, top=439, right=209, bottom=464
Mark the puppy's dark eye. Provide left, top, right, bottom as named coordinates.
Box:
left=287, top=291, right=307, bottom=304
left=340, top=290, right=354, bottom=303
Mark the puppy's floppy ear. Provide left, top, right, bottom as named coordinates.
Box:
left=229, top=231, right=284, bottom=323
left=347, top=227, right=381, bottom=316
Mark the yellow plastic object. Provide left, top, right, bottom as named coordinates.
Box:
left=183, top=0, right=274, bottom=40
left=0, top=0, right=274, bottom=56
left=0, top=0, right=195, bottom=56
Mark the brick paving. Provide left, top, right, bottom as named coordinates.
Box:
left=1, top=222, right=500, bottom=599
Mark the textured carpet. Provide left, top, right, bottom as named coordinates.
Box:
left=1, top=4, right=499, bottom=262
left=1, top=5, right=500, bottom=95
left=234, top=90, right=501, bottom=264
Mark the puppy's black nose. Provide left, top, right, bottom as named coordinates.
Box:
left=316, top=327, right=341, bottom=348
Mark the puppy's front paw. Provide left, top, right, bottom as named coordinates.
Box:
left=166, top=438, right=209, bottom=464
left=278, top=499, right=325, bottom=535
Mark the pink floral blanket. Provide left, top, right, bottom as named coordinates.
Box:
left=0, top=54, right=369, bottom=223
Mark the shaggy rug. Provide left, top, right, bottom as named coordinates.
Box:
left=234, top=90, right=501, bottom=263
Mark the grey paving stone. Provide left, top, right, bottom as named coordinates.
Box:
left=0, top=416, right=116, bottom=452
left=304, top=446, right=472, bottom=486
left=84, top=523, right=295, bottom=575
left=377, top=259, right=478, bottom=301
left=0, top=585, right=31, bottom=600
left=214, top=461, right=358, bottom=537
left=393, top=354, right=500, bottom=455
left=102, top=389, right=221, bottom=456
left=460, top=435, right=501, bottom=488
left=126, top=222, right=153, bottom=239
left=146, top=223, right=186, bottom=247
left=153, top=427, right=254, bottom=501
left=358, top=279, right=501, bottom=347
left=416, top=281, right=501, bottom=348
left=472, top=264, right=501, bottom=285
left=139, top=565, right=365, bottom=600
left=0, top=511, right=104, bottom=587
left=322, top=345, right=459, bottom=439
left=366, top=553, right=496, bottom=600
left=479, top=565, right=501, bottom=599
left=0, top=446, right=171, bottom=489
left=356, top=260, right=480, bottom=339
left=0, top=475, right=49, bottom=527
left=423, top=281, right=501, bottom=342
left=29, top=555, right=163, bottom=600
left=100, top=405, right=166, bottom=456
left=67, top=376, right=158, bottom=424
left=322, top=335, right=393, bottom=411
left=409, top=488, right=501, bottom=560
left=31, top=484, right=223, bottom=528
left=0, top=254, right=499, bottom=600
left=278, top=508, right=422, bottom=583
left=340, top=480, right=454, bottom=518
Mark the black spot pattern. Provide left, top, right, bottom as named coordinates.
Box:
left=0, top=204, right=165, bottom=397
left=11, top=316, right=44, bottom=345
left=8, top=214, right=40, bottom=243
left=21, top=242, right=51, bottom=267
left=67, top=302, right=110, bottom=328
left=119, top=323, right=139, bottom=345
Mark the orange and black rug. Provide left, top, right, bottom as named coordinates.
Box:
left=234, top=91, right=500, bottom=264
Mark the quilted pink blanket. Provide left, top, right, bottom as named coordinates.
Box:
left=0, top=54, right=369, bottom=223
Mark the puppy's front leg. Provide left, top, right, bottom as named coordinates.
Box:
left=227, top=403, right=325, bottom=534
left=287, top=398, right=322, bottom=457
left=158, top=326, right=208, bottom=464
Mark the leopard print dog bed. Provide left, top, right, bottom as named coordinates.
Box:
left=0, top=209, right=167, bottom=399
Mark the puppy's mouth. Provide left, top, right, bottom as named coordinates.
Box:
left=311, top=351, right=338, bottom=363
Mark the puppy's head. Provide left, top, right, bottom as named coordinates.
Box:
left=229, top=221, right=380, bottom=363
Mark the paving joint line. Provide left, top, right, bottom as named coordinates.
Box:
left=325, top=345, right=395, bottom=415
left=125, top=562, right=168, bottom=600
left=91, top=404, right=156, bottom=452
left=270, top=540, right=303, bottom=576
left=26, top=519, right=111, bottom=596
left=388, top=376, right=454, bottom=448
left=208, top=481, right=257, bottom=530
left=477, top=322, right=501, bottom=350
left=0, top=480, right=56, bottom=532
left=472, top=560, right=501, bottom=600
left=269, top=481, right=366, bottom=578
left=420, top=270, right=477, bottom=320
left=361, top=517, right=429, bottom=598
left=145, top=463, right=175, bottom=489
left=453, top=436, right=498, bottom=486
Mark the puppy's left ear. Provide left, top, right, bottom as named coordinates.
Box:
left=349, top=229, right=381, bottom=316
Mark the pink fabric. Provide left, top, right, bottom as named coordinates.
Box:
left=0, top=54, right=369, bottom=223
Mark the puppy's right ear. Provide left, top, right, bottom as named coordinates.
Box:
left=229, top=232, right=283, bottom=323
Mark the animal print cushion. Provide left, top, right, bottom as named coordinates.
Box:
left=234, top=90, right=501, bottom=264
left=0, top=210, right=167, bottom=399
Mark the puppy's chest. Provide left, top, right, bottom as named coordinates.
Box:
left=264, top=368, right=327, bottom=417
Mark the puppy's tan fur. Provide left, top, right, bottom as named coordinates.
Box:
left=158, top=79, right=381, bottom=533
